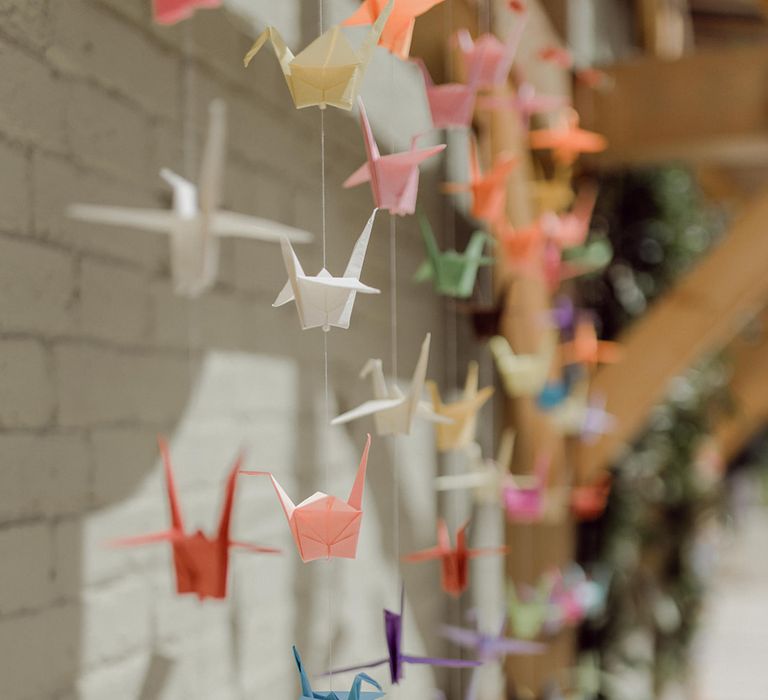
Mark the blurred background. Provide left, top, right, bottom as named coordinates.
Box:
left=1, top=0, right=768, bottom=699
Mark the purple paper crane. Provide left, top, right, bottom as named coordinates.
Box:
left=329, top=587, right=480, bottom=684
left=441, top=616, right=545, bottom=700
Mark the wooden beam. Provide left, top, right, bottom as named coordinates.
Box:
left=575, top=189, right=768, bottom=480
left=575, top=44, right=768, bottom=166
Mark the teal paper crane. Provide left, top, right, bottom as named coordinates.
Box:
left=414, top=212, right=493, bottom=299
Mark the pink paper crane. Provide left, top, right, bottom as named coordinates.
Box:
left=455, top=12, right=527, bottom=88
left=344, top=98, right=446, bottom=216
left=342, top=0, right=446, bottom=60
left=529, top=108, right=607, bottom=165
left=478, top=79, right=570, bottom=131
left=540, top=184, right=598, bottom=249
left=538, top=45, right=573, bottom=69
left=243, top=435, right=371, bottom=562
left=503, top=454, right=550, bottom=523
left=413, top=58, right=481, bottom=130
left=404, top=520, right=507, bottom=597
left=153, top=0, right=220, bottom=24
left=444, top=138, right=517, bottom=225
left=110, top=438, right=280, bottom=600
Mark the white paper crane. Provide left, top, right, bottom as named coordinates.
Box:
left=331, top=333, right=449, bottom=435
left=273, top=208, right=380, bottom=331
left=68, top=100, right=312, bottom=298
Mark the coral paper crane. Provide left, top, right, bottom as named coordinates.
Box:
left=329, top=586, right=480, bottom=684
left=444, top=138, right=517, bottom=225
left=426, top=361, right=494, bottom=452
left=153, top=0, right=220, bottom=24
left=455, top=11, right=527, bottom=88
left=243, top=0, right=393, bottom=111
left=242, top=435, right=371, bottom=563
left=68, top=100, right=312, bottom=298
left=413, top=57, right=481, bottom=130
left=404, top=520, right=508, bottom=597
left=414, top=212, right=494, bottom=299
left=344, top=98, right=446, bottom=216
left=294, top=646, right=383, bottom=700
left=109, top=438, right=280, bottom=600
left=529, top=108, right=607, bottom=165
left=560, top=317, right=621, bottom=368
left=273, top=209, right=380, bottom=331
left=332, top=333, right=448, bottom=435
left=342, top=0, right=446, bottom=60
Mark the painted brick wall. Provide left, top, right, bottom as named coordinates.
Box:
left=0, top=1, right=459, bottom=698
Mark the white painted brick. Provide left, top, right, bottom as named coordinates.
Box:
left=78, top=256, right=151, bottom=344
left=0, top=433, right=90, bottom=522
left=0, top=235, right=74, bottom=335
left=0, top=339, right=54, bottom=428
left=0, top=139, right=30, bottom=233
left=0, top=522, right=53, bottom=614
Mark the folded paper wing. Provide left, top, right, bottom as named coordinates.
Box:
left=109, top=437, right=279, bottom=599
left=294, top=646, right=384, bottom=700
left=413, top=57, right=482, bottom=129
left=244, top=1, right=393, bottom=110
left=153, top=0, right=221, bottom=24
left=455, top=13, right=527, bottom=88
left=243, top=435, right=371, bottom=562
left=344, top=98, right=446, bottom=216
left=529, top=109, right=607, bottom=165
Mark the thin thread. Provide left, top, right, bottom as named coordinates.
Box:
left=321, top=109, right=327, bottom=268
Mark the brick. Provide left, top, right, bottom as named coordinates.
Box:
left=0, top=339, right=54, bottom=428
left=0, top=522, right=53, bottom=614
left=78, top=256, right=151, bottom=344
left=0, top=235, right=74, bottom=335
left=50, top=0, right=181, bottom=120
left=0, top=433, right=90, bottom=522
left=0, top=139, right=30, bottom=233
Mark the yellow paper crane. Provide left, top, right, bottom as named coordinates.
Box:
left=243, top=0, right=393, bottom=111
left=427, top=361, right=494, bottom=452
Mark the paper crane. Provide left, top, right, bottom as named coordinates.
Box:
left=329, top=586, right=480, bottom=684
left=413, top=57, right=481, bottom=130
left=414, top=213, right=494, bottom=299
left=68, top=100, right=312, bottom=298
left=560, top=318, right=621, bottom=368
left=344, top=98, right=446, bottom=216
left=538, top=45, right=573, bottom=69
left=404, top=520, right=508, bottom=597
left=442, top=615, right=545, bottom=700
left=544, top=238, right=613, bottom=291
left=444, top=139, right=517, bottom=225
left=478, top=80, right=569, bottom=131
left=489, top=332, right=556, bottom=398
left=495, top=217, right=546, bottom=276
left=529, top=108, right=607, bottom=165
left=242, top=435, right=371, bottom=563
left=570, top=476, right=612, bottom=521
left=332, top=333, right=447, bottom=436
left=342, top=0, right=446, bottom=60
left=243, top=0, right=393, bottom=111
left=503, top=454, right=550, bottom=523
left=541, top=185, right=598, bottom=249
left=455, top=13, right=527, bottom=88
left=153, top=0, right=220, bottom=24
left=435, top=429, right=516, bottom=506
left=110, top=438, right=280, bottom=600
left=294, top=646, right=383, bottom=700
left=551, top=386, right=616, bottom=443
left=507, top=578, right=554, bottom=640
left=273, top=209, right=380, bottom=331
left=426, top=361, right=494, bottom=452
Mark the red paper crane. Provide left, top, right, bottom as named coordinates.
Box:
left=110, top=438, right=280, bottom=600
left=444, top=138, right=517, bottom=225
left=342, top=0, right=446, bottom=60
left=571, top=475, right=612, bottom=521
left=529, top=108, right=607, bottom=165
left=153, top=0, right=221, bottom=24
left=404, top=520, right=507, bottom=597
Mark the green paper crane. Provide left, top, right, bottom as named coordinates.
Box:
left=507, top=577, right=554, bottom=640
left=414, top=211, right=494, bottom=299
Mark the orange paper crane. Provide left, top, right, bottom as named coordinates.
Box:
left=494, top=216, right=546, bottom=276
left=243, top=435, right=371, bottom=562
left=110, top=438, right=280, bottom=600
left=560, top=317, right=622, bottom=368
left=444, top=138, right=517, bottom=225
left=404, top=520, right=508, bottom=597
left=426, top=361, right=494, bottom=452
left=342, top=0, right=446, bottom=60
left=529, top=108, right=607, bottom=165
